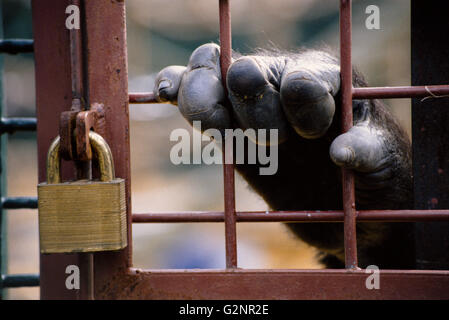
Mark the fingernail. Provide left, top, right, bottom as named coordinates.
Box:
left=158, top=80, right=171, bottom=91
left=341, top=147, right=355, bottom=164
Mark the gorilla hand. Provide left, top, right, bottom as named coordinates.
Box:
left=154, top=43, right=413, bottom=268
left=154, top=43, right=340, bottom=143
left=154, top=43, right=409, bottom=192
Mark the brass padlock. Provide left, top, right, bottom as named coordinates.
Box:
left=38, top=131, right=127, bottom=253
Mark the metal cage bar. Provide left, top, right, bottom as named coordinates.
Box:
left=0, top=39, right=33, bottom=55
left=0, top=117, right=37, bottom=134
left=353, top=85, right=449, bottom=99
left=219, top=0, right=237, bottom=269
left=132, top=210, right=449, bottom=223
left=1, top=197, right=38, bottom=209
left=1, top=274, right=39, bottom=288
left=128, top=85, right=449, bottom=104
left=339, top=0, right=358, bottom=269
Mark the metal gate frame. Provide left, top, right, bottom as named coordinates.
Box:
left=29, top=0, right=449, bottom=299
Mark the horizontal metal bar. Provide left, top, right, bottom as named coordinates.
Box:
left=0, top=39, right=34, bottom=54
left=132, top=209, right=449, bottom=223
left=1, top=274, right=40, bottom=288
left=353, top=85, right=449, bottom=99
left=0, top=117, right=37, bottom=134
left=1, top=197, right=38, bottom=209
left=129, top=92, right=157, bottom=104
left=103, top=268, right=449, bottom=299
left=129, top=86, right=449, bottom=104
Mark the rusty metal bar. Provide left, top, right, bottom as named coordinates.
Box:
left=132, top=210, right=449, bottom=223
left=103, top=268, right=449, bottom=299
left=33, top=0, right=82, bottom=300
left=353, top=85, right=449, bottom=99
left=129, top=92, right=157, bottom=104
left=340, top=0, right=358, bottom=269
left=127, top=85, right=449, bottom=105
left=70, top=0, right=83, bottom=104
left=219, top=0, right=232, bottom=93
left=69, top=0, right=94, bottom=300
left=82, top=0, right=132, bottom=300
left=219, top=0, right=237, bottom=269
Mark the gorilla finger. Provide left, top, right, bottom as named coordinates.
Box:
left=279, top=51, right=340, bottom=139
left=280, top=71, right=335, bottom=139
left=178, top=43, right=232, bottom=132
left=153, top=65, right=187, bottom=104
left=330, top=126, right=390, bottom=172
left=227, top=56, right=290, bottom=145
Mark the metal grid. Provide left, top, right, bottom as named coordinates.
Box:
left=129, top=0, right=449, bottom=271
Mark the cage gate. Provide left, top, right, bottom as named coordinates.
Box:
left=4, top=0, right=446, bottom=299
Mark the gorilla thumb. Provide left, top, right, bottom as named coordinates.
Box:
left=329, top=125, right=388, bottom=172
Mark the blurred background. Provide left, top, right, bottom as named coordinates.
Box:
left=2, top=0, right=411, bottom=299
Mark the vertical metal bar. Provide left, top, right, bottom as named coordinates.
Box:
left=340, top=0, right=358, bottom=269
left=82, top=0, right=132, bottom=299
left=35, top=0, right=93, bottom=300
left=219, top=0, right=232, bottom=93
left=219, top=0, right=237, bottom=269
left=33, top=0, right=82, bottom=299
left=69, top=0, right=94, bottom=300
left=69, top=0, right=83, bottom=105
left=0, top=1, right=8, bottom=299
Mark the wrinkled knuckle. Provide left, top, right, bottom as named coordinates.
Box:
left=178, top=72, right=224, bottom=114
left=189, top=43, right=221, bottom=69
left=281, top=72, right=327, bottom=104
left=227, top=57, right=267, bottom=97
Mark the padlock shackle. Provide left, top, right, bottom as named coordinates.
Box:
left=47, top=136, right=61, bottom=184
left=46, top=131, right=115, bottom=184
left=89, top=131, right=115, bottom=181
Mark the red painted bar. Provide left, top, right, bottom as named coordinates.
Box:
left=33, top=0, right=84, bottom=300
left=69, top=0, right=83, bottom=102
left=340, top=0, right=358, bottom=269
left=132, top=209, right=449, bottom=223
left=219, top=0, right=237, bottom=269
left=105, top=268, right=449, bottom=300
left=128, top=85, right=449, bottom=105
left=82, top=0, right=132, bottom=299
left=353, top=85, right=449, bottom=99
left=129, top=92, right=157, bottom=104
left=129, top=86, right=449, bottom=104
left=69, top=0, right=94, bottom=300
